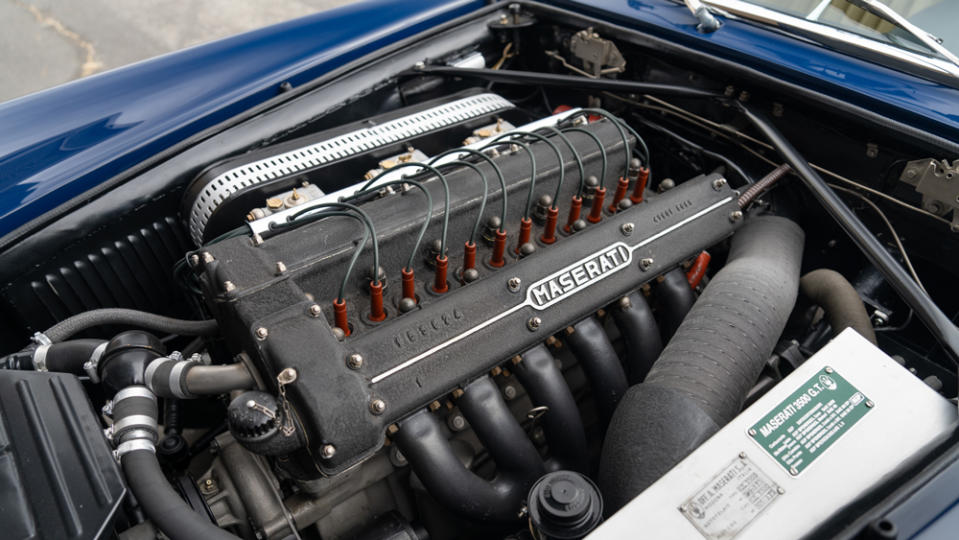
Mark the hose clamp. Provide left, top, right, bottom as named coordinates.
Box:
left=114, top=386, right=157, bottom=404
left=169, top=359, right=198, bottom=399
left=112, top=414, right=158, bottom=436
left=83, top=341, right=109, bottom=383
left=113, top=439, right=156, bottom=461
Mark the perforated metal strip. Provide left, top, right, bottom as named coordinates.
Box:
left=188, top=93, right=514, bottom=245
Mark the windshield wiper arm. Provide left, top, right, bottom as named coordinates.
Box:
left=684, top=0, right=722, bottom=33
left=848, top=0, right=959, bottom=69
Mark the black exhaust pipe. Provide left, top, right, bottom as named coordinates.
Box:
left=565, top=317, right=628, bottom=427
left=611, top=293, right=663, bottom=384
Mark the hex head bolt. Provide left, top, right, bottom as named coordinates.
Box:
left=540, top=206, right=559, bottom=244
left=564, top=195, right=583, bottom=233
left=630, top=166, right=649, bottom=204
left=401, top=267, right=416, bottom=303
left=433, top=255, right=449, bottom=294
left=515, top=217, right=532, bottom=254
left=333, top=298, right=350, bottom=337
left=369, top=281, right=386, bottom=322
left=588, top=187, right=607, bottom=223
left=489, top=229, right=508, bottom=267
left=609, top=177, right=630, bottom=213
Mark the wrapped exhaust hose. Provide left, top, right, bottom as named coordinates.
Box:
left=394, top=377, right=544, bottom=521
left=800, top=268, right=877, bottom=345
left=513, top=345, right=589, bottom=473
left=654, top=267, right=697, bottom=342
left=599, top=216, right=804, bottom=512
left=146, top=357, right=255, bottom=398
left=611, top=293, right=663, bottom=384
left=43, top=308, right=218, bottom=342
left=565, top=317, right=628, bottom=427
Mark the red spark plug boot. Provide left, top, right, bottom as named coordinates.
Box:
left=463, top=241, right=477, bottom=271
left=369, top=281, right=386, bottom=322
left=515, top=217, right=532, bottom=254
left=565, top=195, right=583, bottom=233
left=433, top=255, right=449, bottom=293
left=609, top=176, right=630, bottom=213
left=686, top=251, right=711, bottom=289
left=630, top=166, right=649, bottom=204
left=333, top=298, right=350, bottom=337
left=540, top=206, right=559, bottom=244
left=588, top=187, right=606, bottom=223
left=401, top=267, right=416, bottom=303
left=490, top=229, right=507, bottom=267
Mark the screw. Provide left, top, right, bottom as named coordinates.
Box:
left=223, top=281, right=236, bottom=292
left=712, top=178, right=728, bottom=190
left=866, top=400, right=875, bottom=408
left=275, top=261, right=287, bottom=274
left=448, top=413, right=467, bottom=431
left=386, top=424, right=399, bottom=436
left=777, top=486, right=786, bottom=495
left=507, top=277, right=522, bottom=292
left=246, top=400, right=257, bottom=409
left=789, top=466, right=799, bottom=476
left=347, top=353, right=363, bottom=370
left=748, top=428, right=757, bottom=436
left=188, top=254, right=200, bottom=266
left=679, top=505, right=688, bottom=513
left=332, top=327, right=345, bottom=341
left=640, top=258, right=654, bottom=271
left=370, top=398, right=387, bottom=415
left=527, top=316, right=542, bottom=331
left=503, top=385, right=517, bottom=400
left=201, top=252, right=214, bottom=264
left=320, top=444, right=336, bottom=459
left=729, top=210, right=744, bottom=222
left=255, top=327, right=269, bottom=340
left=277, top=367, right=297, bottom=384
left=252, top=233, right=264, bottom=246
left=200, top=478, right=218, bottom=495
left=308, top=304, right=322, bottom=317
left=824, top=366, right=834, bottom=374
left=618, top=296, right=632, bottom=310
left=621, top=222, right=634, bottom=236
left=739, top=451, right=746, bottom=459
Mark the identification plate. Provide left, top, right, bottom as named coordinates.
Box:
left=680, top=455, right=780, bottom=540
left=749, top=367, right=872, bottom=475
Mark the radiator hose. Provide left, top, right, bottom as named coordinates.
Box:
left=599, top=216, right=804, bottom=512
left=800, top=268, right=877, bottom=345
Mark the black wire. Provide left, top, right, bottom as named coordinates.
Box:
left=575, top=108, right=642, bottom=177
left=480, top=136, right=537, bottom=219
left=507, top=130, right=565, bottom=211
left=432, top=160, right=488, bottom=245
left=540, top=126, right=585, bottom=200
left=639, top=117, right=755, bottom=186
left=428, top=147, right=508, bottom=230
left=562, top=127, right=607, bottom=194
left=362, top=162, right=450, bottom=256
left=344, top=179, right=433, bottom=271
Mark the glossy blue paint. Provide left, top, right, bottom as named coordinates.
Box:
left=553, top=0, right=959, bottom=137
left=0, top=0, right=482, bottom=236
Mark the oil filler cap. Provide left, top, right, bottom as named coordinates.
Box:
left=528, top=471, right=603, bottom=539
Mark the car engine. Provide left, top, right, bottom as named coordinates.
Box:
left=1, top=3, right=958, bottom=540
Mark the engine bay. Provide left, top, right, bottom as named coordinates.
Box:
left=1, top=2, right=958, bottom=539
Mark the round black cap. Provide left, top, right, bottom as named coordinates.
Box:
left=528, top=470, right=603, bottom=539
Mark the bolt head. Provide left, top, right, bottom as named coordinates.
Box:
left=275, top=261, right=287, bottom=274
left=320, top=444, right=336, bottom=459
left=712, top=178, right=727, bottom=190
left=252, top=233, right=264, bottom=246
left=507, top=277, right=522, bottom=292
left=462, top=268, right=480, bottom=283
left=748, top=428, right=757, bottom=436
left=308, top=304, right=322, bottom=317
left=448, top=414, right=466, bottom=431
left=246, top=400, right=257, bottom=409
left=223, top=281, right=236, bottom=292
left=370, top=399, right=387, bottom=415
left=789, top=467, right=799, bottom=476
left=865, top=400, right=875, bottom=408
left=572, top=219, right=587, bottom=232
left=729, top=210, right=744, bottom=222
left=777, top=486, right=786, bottom=494
left=527, top=316, right=542, bottom=331
left=277, top=367, right=297, bottom=384
left=503, top=385, right=517, bottom=400
left=398, top=297, right=417, bottom=313
left=201, top=251, right=214, bottom=264
left=640, top=257, right=654, bottom=271
left=347, top=353, right=364, bottom=370
left=188, top=254, right=200, bottom=267
left=332, top=327, right=346, bottom=341
left=255, top=327, right=269, bottom=340
left=618, top=296, right=632, bottom=310
left=621, top=222, right=634, bottom=236
left=824, top=366, right=834, bottom=374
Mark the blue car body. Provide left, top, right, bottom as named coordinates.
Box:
left=1, top=0, right=958, bottom=238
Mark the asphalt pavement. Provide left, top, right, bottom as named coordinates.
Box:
left=0, top=0, right=353, bottom=103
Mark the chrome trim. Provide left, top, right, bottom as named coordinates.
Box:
left=702, top=0, right=959, bottom=79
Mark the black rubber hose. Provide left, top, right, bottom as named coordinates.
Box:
left=43, top=339, right=105, bottom=373
left=611, top=293, right=663, bottom=384
left=654, top=267, right=697, bottom=342
left=599, top=216, right=804, bottom=512
left=395, top=377, right=544, bottom=522
left=513, top=345, right=588, bottom=473
left=121, top=449, right=238, bottom=540
left=739, top=105, right=959, bottom=363
left=184, top=364, right=255, bottom=395
left=44, top=309, right=218, bottom=342
left=800, top=269, right=877, bottom=345
left=565, top=317, right=628, bottom=427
